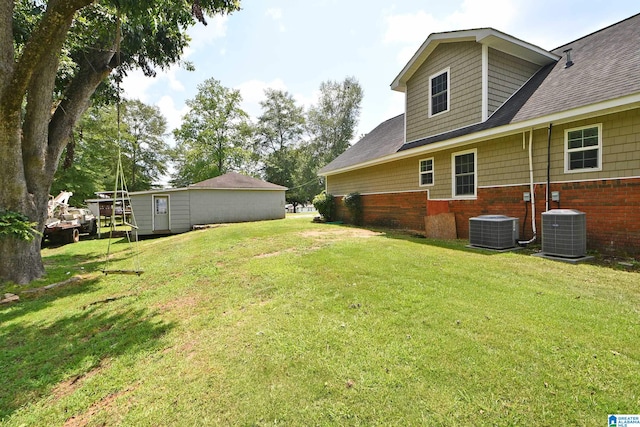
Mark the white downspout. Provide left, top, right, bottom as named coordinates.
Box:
left=519, top=128, right=537, bottom=245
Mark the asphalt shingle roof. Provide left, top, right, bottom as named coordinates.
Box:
left=512, top=13, right=640, bottom=122
left=319, top=114, right=405, bottom=174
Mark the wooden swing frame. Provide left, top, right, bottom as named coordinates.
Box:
left=102, top=10, right=143, bottom=277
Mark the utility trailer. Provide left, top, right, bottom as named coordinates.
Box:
left=43, top=192, right=97, bottom=244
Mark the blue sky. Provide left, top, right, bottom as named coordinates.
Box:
left=122, top=0, right=639, bottom=142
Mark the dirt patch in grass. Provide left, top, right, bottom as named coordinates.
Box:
left=63, top=384, right=138, bottom=427
left=154, top=295, right=199, bottom=312
left=300, top=228, right=385, bottom=240
left=254, top=247, right=301, bottom=258
left=52, top=361, right=110, bottom=401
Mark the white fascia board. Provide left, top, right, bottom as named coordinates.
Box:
left=390, top=29, right=558, bottom=93
left=390, top=31, right=477, bottom=92
left=129, top=187, right=188, bottom=196
left=319, top=93, right=640, bottom=177
left=476, top=30, right=559, bottom=65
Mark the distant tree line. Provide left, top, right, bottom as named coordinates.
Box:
left=58, top=76, right=363, bottom=210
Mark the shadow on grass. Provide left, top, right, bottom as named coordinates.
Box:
left=0, top=277, right=102, bottom=325
left=0, top=299, right=175, bottom=420
left=334, top=223, right=511, bottom=256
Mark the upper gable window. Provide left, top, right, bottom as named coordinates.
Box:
left=429, top=68, right=450, bottom=117
left=565, top=124, right=602, bottom=173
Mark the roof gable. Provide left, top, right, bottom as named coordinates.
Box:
left=391, top=28, right=559, bottom=92
left=191, top=172, right=287, bottom=190
left=321, top=13, right=640, bottom=176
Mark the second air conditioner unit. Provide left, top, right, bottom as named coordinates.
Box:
left=542, top=209, right=587, bottom=258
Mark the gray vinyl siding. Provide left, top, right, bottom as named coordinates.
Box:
left=406, top=42, right=483, bottom=142
left=487, top=48, right=540, bottom=116
left=129, top=194, right=153, bottom=235
left=168, top=191, right=192, bottom=233
left=189, top=189, right=285, bottom=224
left=130, top=191, right=192, bottom=235
left=129, top=188, right=285, bottom=235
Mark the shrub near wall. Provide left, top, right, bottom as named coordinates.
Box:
left=312, top=191, right=334, bottom=221
left=343, top=192, right=363, bottom=225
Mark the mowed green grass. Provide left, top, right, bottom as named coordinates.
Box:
left=1, top=217, right=638, bottom=426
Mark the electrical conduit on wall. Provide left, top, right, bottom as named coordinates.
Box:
left=519, top=128, right=537, bottom=245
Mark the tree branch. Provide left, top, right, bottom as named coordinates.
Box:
left=4, top=0, right=92, bottom=113
left=22, top=45, right=60, bottom=197
left=0, top=0, right=14, bottom=96
left=46, top=47, right=116, bottom=179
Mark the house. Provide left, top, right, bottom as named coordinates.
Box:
left=125, top=172, right=286, bottom=236
left=319, top=14, right=640, bottom=256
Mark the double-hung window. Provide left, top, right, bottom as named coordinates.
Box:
left=452, top=149, right=477, bottom=198
left=419, top=158, right=434, bottom=186
left=429, top=68, right=450, bottom=117
left=565, top=124, right=602, bottom=173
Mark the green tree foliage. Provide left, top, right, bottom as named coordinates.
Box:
left=120, top=100, right=170, bottom=191
left=287, top=145, right=324, bottom=207
left=1, top=0, right=240, bottom=284
left=172, top=78, right=253, bottom=187
left=306, top=76, right=364, bottom=167
left=52, top=104, right=118, bottom=206
left=255, top=89, right=306, bottom=208
left=52, top=101, right=170, bottom=205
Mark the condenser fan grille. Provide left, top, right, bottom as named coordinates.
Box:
left=469, top=215, right=519, bottom=250
left=542, top=209, right=586, bottom=258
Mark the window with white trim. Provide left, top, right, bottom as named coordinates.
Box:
left=452, top=149, right=476, bottom=198
left=429, top=68, right=450, bottom=117
left=565, top=124, right=602, bottom=172
left=419, top=158, right=434, bottom=186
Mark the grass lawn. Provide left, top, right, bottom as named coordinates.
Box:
left=1, top=216, right=638, bottom=425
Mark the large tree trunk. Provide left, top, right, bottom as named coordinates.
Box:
left=0, top=111, right=47, bottom=284
left=0, top=0, right=112, bottom=284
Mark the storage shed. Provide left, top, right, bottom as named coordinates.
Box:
left=128, top=172, right=286, bottom=236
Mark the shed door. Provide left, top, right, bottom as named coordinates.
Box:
left=153, top=195, right=170, bottom=231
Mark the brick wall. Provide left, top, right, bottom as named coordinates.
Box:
left=337, top=178, right=640, bottom=256
left=451, top=179, right=640, bottom=256
left=334, top=191, right=429, bottom=231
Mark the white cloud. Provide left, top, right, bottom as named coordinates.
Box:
left=156, top=95, right=189, bottom=134
left=383, top=10, right=441, bottom=45
left=266, top=8, right=286, bottom=32
left=121, top=65, right=185, bottom=105
left=235, top=78, right=288, bottom=119
left=235, top=78, right=323, bottom=121
left=293, top=90, right=321, bottom=112
left=266, top=8, right=282, bottom=20
left=121, top=70, right=155, bottom=103
left=383, top=0, right=521, bottom=63
left=186, top=15, right=230, bottom=55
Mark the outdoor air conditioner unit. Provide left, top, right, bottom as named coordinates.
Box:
left=542, top=209, right=586, bottom=258
left=469, top=215, right=519, bottom=250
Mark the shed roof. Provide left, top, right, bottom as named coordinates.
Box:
left=190, top=172, right=287, bottom=190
